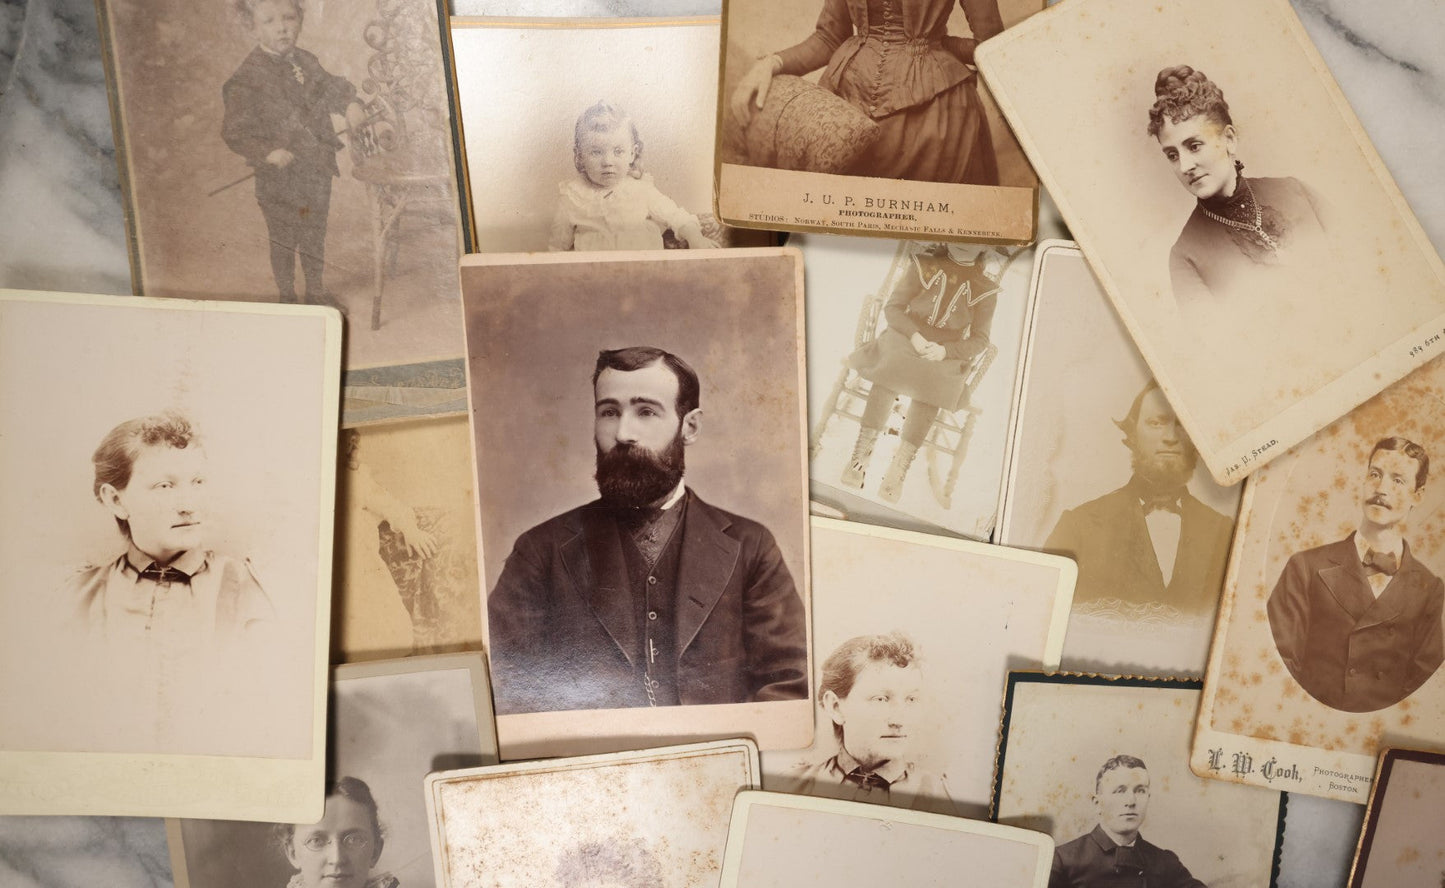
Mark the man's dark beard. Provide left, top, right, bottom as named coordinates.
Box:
left=595, top=434, right=686, bottom=508
left=1132, top=447, right=1198, bottom=493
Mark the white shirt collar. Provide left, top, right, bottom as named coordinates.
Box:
left=658, top=480, right=687, bottom=511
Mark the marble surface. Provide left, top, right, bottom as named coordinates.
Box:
left=0, top=0, right=1439, bottom=886
left=0, top=816, right=171, bottom=888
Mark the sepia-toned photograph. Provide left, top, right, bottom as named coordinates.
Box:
left=1349, top=748, right=1445, bottom=888
left=424, top=740, right=756, bottom=888
left=334, top=416, right=482, bottom=662
left=169, top=654, right=497, bottom=888
left=801, top=233, right=1032, bottom=539
left=715, top=0, right=1040, bottom=242
left=1194, top=354, right=1445, bottom=801
left=720, top=791, right=1052, bottom=888
left=96, top=0, right=470, bottom=408
left=461, top=249, right=812, bottom=757
left=997, top=241, right=1240, bottom=677
left=975, top=0, right=1445, bottom=485
left=994, top=674, right=1285, bottom=888
left=0, top=291, right=339, bottom=820
left=760, top=517, right=1071, bottom=818
left=453, top=17, right=765, bottom=254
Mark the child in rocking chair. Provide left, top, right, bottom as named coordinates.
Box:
left=222, top=0, right=366, bottom=305
left=548, top=101, right=720, bottom=252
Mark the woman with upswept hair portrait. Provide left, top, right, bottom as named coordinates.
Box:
left=1147, top=65, right=1327, bottom=303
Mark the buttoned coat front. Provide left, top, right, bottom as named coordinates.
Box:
left=486, top=492, right=808, bottom=715
left=1267, top=534, right=1445, bottom=712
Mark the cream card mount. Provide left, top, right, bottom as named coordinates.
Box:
left=975, top=0, right=1445, bottom=486
left=0, top=290, right=341, bottom=821
left=719, top=790, right=1054, bottom=887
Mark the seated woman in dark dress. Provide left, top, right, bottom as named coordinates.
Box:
left=1147, top=65, right=1326, bottom=302
left=730, top=0, right=1005, bottom=185
left=841, top=243, right=1001, bottom=503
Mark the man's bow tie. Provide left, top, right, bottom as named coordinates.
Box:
left=1142, top=495, right=1181, bottom=515
left=1363, top=548, right=1399, bottom=577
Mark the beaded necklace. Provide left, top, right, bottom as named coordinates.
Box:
left=1199, top=175, right=1280, bottom=252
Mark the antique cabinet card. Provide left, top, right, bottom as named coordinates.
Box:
left=719, top=791, right=1053, bottom=888
left=759, top=517, right=1072, bottom=818
left=452, top=16, right=766, bottom=253
left=335, top=416, right=483, bottom=662
left=0, top=290, right=339, bottom=820
left=715, top=0, right=1040, bottom=243
left=1194, top=355, right=1445, bottom=802
left=801, top=233, right=1032, bottom=540
left=461, top=249, right=812, bottom=758
left=1348, top=748, right=1445, bottom=888
left=975, top=0, right=1445, bottom=485
left=167, top=654, right=497, bottom=888
left=997, top=241, right=1241, bottom=677
left=96, top=0, right=471, bottom=423
left=426, top=739, right=756, bottom=888
left=995, top=674, right=1285, bottom=888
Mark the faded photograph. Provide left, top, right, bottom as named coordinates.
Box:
left=975, top=0, right=1445, bottom=482
left=724, top=794, right=1049, bottom=888
left=1200, top=354, right=1445, bottom=772
left=803, top=234, right=1032, bottom=539
left=0, top=295, right=333, bottom=766
left=762, top=518, right=1069, bottom=818
left=1352, top=751, right=1445, bottom=888
left=995, top=676, right=1283, bottom=888
left=461, top=251, right=810, bottom=751
left=717, top=0, right=1039, bottom=240
left=173, top=658, right=495, bottom=888
left=98, top=0, right=467, bottom=375
left=426, top=742, right=755, bottom=888
left=335, top=418, right=482, bottom=661
left=998, top=243, right=1239, bottom=676
left=454, top=19, right=760, bottom=254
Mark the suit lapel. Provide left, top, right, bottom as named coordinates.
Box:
left=675, top=495, right=741, bottom=656
left=1116, top=495, right=1167, bottom=593
left=1168, top=495, right=1218, bottom=594
left=1317, top=536, right=1376, bottom=622
left=567, top=504, right=637, bottom=667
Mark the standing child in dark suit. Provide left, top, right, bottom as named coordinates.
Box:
left=222, top=0, right=364, bottom=304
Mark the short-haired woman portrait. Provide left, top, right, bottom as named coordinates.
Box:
left=1147, top=65, right=1327, bottom=303
left=276, top=777, right=397, bottom=888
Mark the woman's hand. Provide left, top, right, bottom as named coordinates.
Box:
left=395, top=517, right=439, bottom=560
left=910, top=331, right=945, bottom=361
left=730, top=55, right=783, bottom=128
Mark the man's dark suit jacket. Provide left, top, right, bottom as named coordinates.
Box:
left=1267, top=533, right=1445, bottom=712
left=1044, top=481, right=1235, bottom=614
left=486, top=491, right=808, bottom=715
left=1050, top=825, right=1204, bottom=888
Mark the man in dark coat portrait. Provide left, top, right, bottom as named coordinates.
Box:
left=1267, top=437, right=1444, bottom=713
left=1044, top=382, right=1235, bottom=616
left=486, top=346, right=808, bottom=716
left=1050, top=755, right=1204, bottom=888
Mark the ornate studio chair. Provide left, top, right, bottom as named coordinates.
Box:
left=349, top=1, right=458, bottom=331
left=810, top=243, right=1005, bottom=510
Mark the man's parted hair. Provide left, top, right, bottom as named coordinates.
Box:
left=1095, top=754, right=1148, bottom=794
left=92, top=411, right=202, bottom=538
left=1370, top=436, right=1430, bottom=491
left=819, top=632, right=919, bottom=744
left=593, top=346, right=700, bottom=415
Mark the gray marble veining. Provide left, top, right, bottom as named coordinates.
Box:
left=0, top=0, right=128, bottom=295
left=0, top=816, right=172, bottom=888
